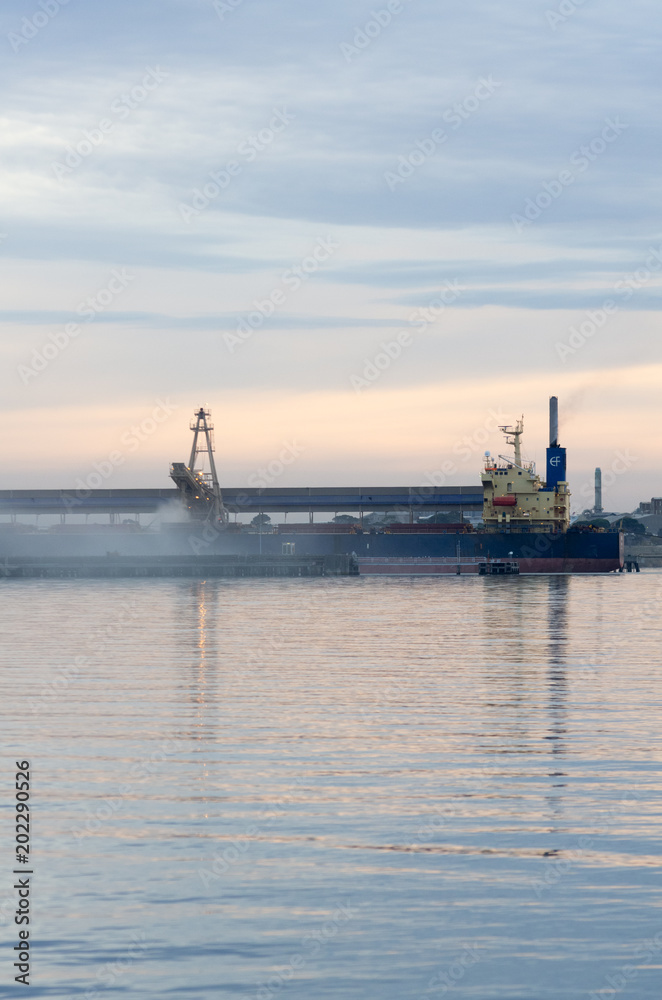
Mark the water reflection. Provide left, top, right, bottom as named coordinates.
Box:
left=173, top=580, right=222, bottom=733
left=477, top=578, right=571, bottom=755
left=543, top=578, right=570, bottom=827
left=546, top=576, right=569, bottom=757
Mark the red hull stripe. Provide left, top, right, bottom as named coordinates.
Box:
left=358, top=557, right=620, bottom=575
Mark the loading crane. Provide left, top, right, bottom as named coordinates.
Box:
left=170, top=407, right=227, bottom=522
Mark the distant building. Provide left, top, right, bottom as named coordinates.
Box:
left=638, top=497, right=662, bottom=516
left=631, top=497, right=662, bottom=535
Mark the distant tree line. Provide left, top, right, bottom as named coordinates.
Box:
left=573, top=516, right=646, bottom=534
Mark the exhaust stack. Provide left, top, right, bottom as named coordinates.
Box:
left=595, top=468, right=603, bottom=513
left=546, top=395, right=566, bottom=489
left=549, top=395, right=559, bottom=448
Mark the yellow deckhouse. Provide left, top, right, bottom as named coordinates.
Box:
left=481, top=418, right=571, bottom=533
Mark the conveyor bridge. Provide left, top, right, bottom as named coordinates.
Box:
left=0, top=486, right=483, bottom=518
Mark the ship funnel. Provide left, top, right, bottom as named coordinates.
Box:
left=549, top=396, right=559, bottom=447
left=546, top=396, right=566, bottom=489
left=595, top=467, right=603, bottom=513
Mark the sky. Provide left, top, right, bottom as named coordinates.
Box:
left=1, top=0, right=660, bottom=511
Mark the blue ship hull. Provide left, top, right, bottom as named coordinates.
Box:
left=263, top=528, right=624, bottom=574
left=0, top=526, right=624, bottom=574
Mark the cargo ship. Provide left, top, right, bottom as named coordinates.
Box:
left=169, top=396, right=623, bottom=575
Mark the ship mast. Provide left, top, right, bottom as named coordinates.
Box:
left=499, top=417, right=524, bottom=466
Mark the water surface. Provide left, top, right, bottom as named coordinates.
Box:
left=1, top=574, right=661, bottom=998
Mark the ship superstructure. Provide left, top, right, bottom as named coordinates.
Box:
left=481, top=398, right=570, bottom=533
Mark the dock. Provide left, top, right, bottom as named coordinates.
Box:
left=0, top=553, right=358, bottom=580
